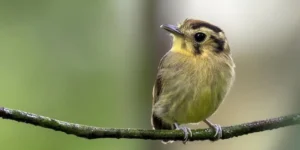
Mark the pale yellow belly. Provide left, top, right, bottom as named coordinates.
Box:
left=152, top=53, right=234, bottom=125
left=153, top=72, right=230, bottom=125
left=163, top=86, right=223, bottom=124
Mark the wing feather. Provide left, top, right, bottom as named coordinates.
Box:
left=151, top=52, right=174, bottom=131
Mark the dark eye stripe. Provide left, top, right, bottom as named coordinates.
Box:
left=211, top=35, right=225, bottom=52
left=191, top=23, right=222, bottom=33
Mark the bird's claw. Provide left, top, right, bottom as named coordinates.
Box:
left=211, top=124, right=222, bottom=140
left=174, top=123, right=192, bottom=144
left=204, top=119, right=222, bottom=141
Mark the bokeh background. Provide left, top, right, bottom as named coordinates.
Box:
left=0, top=0, right=299, bottom=150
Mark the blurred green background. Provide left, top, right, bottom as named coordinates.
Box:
left=0, top=0, right=299, bottom=150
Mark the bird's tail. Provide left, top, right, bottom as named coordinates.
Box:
left=151, top=114, right=175, bottom=144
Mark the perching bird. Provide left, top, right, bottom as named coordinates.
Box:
left=151, top=19, right=235, bottom=144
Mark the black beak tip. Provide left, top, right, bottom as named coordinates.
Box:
left=160, top=24, right=183, bottom=36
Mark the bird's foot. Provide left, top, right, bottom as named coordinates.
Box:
left=174, top=123, right=192, bottom=144
left=204, top=119, right=222, bottom=141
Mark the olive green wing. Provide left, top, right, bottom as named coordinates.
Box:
left=152, top=52, right=168, bottom=105
left=151, top=52, right=174, bottom=131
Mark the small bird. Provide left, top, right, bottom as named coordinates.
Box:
left=151, top=19, right=235, bottom=144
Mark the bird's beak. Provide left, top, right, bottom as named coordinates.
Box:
left=160, top=24, right=183, bottom=36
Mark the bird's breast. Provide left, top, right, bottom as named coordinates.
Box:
left=155, top=54, right=234, bottom=124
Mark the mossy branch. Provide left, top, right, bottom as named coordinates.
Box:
left=0, top=106, right=299, bottom=142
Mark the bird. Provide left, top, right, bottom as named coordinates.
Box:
left=151, top=19, right=235, bottom=144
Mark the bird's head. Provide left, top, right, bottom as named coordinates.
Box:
left=161, top=19, right=230, bottom=57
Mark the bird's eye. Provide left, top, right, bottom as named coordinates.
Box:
left=194, top=32, right=206, bottom=42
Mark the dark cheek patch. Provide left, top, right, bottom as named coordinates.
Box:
left=193, top=43, right=201, bottom=55
left=211, top=35, right=225, bottom=53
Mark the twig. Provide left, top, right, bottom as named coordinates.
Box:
left=0, top=107, right=299, bottom=141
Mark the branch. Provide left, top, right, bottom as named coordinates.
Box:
left=0, top=106, right=299, bottom=142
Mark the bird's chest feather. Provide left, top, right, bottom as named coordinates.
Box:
left=157, top=57, right=232, bottom=124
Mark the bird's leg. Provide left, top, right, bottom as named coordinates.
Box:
left=204, top=119, right=222, bottom=140
left=174, top=123, right=193, bottom=144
